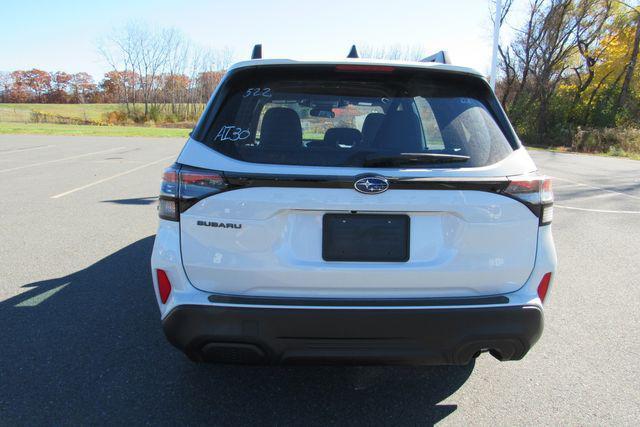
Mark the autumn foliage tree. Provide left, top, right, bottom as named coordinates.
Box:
left=49, top=72, right=72, bottom=103
left=496, top=0, right=640, bottom=146
left=0, top=23, right=233, bottom=124
left=0, top=69, right=97, bottom=103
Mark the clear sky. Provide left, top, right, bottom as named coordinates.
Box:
left=1, top=0, right=522, bottom=79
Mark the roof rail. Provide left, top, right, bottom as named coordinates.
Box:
left=347, top=45, right=359, bottom=58
left=420, top=50, right=451, bottom=65
left=251, top=44, right=262, bottom=60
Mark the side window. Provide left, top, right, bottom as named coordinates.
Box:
left=414, top=97, right=445, bottom=150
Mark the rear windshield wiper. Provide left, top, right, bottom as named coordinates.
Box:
left=362, top=153, right=470, bottom=167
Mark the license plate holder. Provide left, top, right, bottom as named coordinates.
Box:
left=322, top=214, right=410, bottom=262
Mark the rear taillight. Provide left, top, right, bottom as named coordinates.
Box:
left=502, top=176, right=553, bottom=225
left=158, top=164, right=227, bottom=221
left=158, top=166, right=179, bottom=220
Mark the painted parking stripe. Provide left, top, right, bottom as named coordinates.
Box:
left=50, top=155, right=175, bottom=199
left=15, top=283, right=69, bottom=307
left=552, top=182, right=586, bottom=188
left=557, top=191, right=631, bottom=203
left=551, top=176, right=640, bottom=201
left=0, top=146, right=126, bottom=173
left=555, top=205, right=640, bottom=214
left=0, top=145, right=55, bottom=154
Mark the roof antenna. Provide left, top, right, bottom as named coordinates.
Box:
left=347, top=45, right=359, bottom=58
left=251, top=44, right=262, bottom=60
left=420, top=50, right=452, bottom=65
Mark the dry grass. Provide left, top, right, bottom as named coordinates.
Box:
left=0, top=122, right=190, bottom=137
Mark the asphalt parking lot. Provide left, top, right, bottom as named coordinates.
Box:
left=1, top=135, right=639, bottom=425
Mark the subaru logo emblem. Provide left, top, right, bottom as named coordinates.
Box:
left=354, top=176, right=389, bottom=194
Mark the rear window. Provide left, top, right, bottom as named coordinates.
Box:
left=197, top=66, right=515, bottom=168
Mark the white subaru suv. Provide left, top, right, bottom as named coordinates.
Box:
left=151, top=53, right=556, bottom=365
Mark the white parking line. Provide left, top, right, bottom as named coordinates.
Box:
left=0, top=145, right=55, bottom=154
left=551, top=176, right=640, bottom=201
left=558, top=191, right=627, bottom=203
left=552, top=182, right=586, bottom=188
left=15, top=283, right=69, bottom=307
left=51, top=155, right=175, bottom=199
left=0, top=146, right=126, bottom=173
left=555, top=205, right=640, bottom=214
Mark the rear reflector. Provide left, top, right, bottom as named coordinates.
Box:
left=537, top=272, right=552, bottom=303
left=156, top=269, right=172, bottom=304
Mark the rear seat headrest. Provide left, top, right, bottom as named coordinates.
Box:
left=373, top=111, right=423, bottom=152
left=323, top=128, right=362, bottom=148
left=361, top=113, right=385, bottom=145
left=260, top=107, right=302, bottom=149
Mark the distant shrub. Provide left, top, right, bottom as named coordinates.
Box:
left=99, top=105, right=196, bottom=127
left=157, top=121, right=196, bottom=129
left=572, top=128, right=640, bottom=155
left=103, top=110, right=129, bottom=125
left=30, top=111, right=95, bottom=125
left=164, top=113, right=179, bottom=124
left=148, top=105, right=162, bottom=123
left=607, top=145, right=627, bottom=157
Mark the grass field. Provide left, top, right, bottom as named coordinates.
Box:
left=0, top=122, right=191, bottom=137
left=0, top=103, right=119, bottom=123
left=0, top=103, right=194, bottom=137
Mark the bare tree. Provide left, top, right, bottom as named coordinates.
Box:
left=98, top=28, right=137, bottom=112
left=163, top=31, right=191, bottom=114
left=98, top=23, right=175, bottom=117
left=0, top=72, right=12, bottom=102
left=491, top=0, right=516, bottom=104
left=98, top=23, right=234, bottom=121
left=211, top=46, right=235, bottom=71
left=359, top=44, right=427, bottom=61
left=507, top=0, right=546, bottom=110
left=134, top=25, right=179, bottom=117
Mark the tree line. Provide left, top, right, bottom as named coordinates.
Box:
left=0, top=23, right=232, bottom=123
left=0, top=70, right=100, bottom=104
left=495, top=0, right=640, bottom=148
left=2, top=5, right=639, bottom=152
left=0, top=67, right=228, bottom=108
left=0, top=68, right=226, bottom=123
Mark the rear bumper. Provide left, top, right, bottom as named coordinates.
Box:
left=162, top=302, right=543, bottom=365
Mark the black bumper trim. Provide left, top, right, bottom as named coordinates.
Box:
left=222, top=171, right=511, bottom=192
left=207, top=293, right=509, bottom=307
left=162, top=303, right=543, bottom=365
